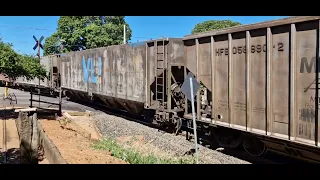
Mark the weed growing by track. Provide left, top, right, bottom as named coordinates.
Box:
left=92, top=138, right=195, bottom=164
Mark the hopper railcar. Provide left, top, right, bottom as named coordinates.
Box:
left=59, top=39, right=186, bottom=131
left=183, top=16, right=320, bottom=162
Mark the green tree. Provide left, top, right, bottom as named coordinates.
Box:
left=44, top=16, right=132, bottom=55
left=18, top=54, right=47, bottom=81
left=191, top=20, right=242, bottom=34
left=43, top=33, right=61, bottom=56
left=0, top=38, right=47, bottom=80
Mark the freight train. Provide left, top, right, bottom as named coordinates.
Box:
left=12, top=16, right=320, bottom=163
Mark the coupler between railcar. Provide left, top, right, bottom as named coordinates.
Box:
left=145, top=102, right=184, bottom=135
left=154, top=109, right=183, bottom=135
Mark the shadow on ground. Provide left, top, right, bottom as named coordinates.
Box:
left=0, top=148, right=20, bottom=164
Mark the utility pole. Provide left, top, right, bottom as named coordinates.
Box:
left=123, top=24, right=126, bottom=44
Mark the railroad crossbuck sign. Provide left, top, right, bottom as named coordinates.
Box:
left=33, top=35, right=44, bottom=57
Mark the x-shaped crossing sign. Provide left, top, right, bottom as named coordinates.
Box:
left=33, top=35, right=44, bottom=50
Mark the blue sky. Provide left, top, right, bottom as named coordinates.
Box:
left=0, top=16, right=288, bottom=56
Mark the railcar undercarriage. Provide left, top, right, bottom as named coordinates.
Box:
left=153, top=82, right=185, bottom=134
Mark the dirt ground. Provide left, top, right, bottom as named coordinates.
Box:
left=67, top=112, right=173, bottom=159
left=66, top=112, right=192, bottom=163
left=0, top=115, right=50, bottom=164
left=39, top=116, right=126, bottom=164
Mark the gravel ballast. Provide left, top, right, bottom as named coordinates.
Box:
left=91, top=111, right=250, bottom=164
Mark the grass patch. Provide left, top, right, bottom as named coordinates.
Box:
left=92, top=138, right=195, bottom=164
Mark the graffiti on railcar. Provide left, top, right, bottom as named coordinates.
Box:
left=298, top=107, right=316, bottom=139
left=117, top=72, right=125, bottom=96
left=82, top=56, right=102, bottom=84
left=295, top=55, right=320, bottom=139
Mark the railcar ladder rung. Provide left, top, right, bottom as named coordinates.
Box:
left=155, top=39, right=166, bottom=105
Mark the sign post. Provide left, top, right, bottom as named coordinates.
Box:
left=32, top=35, right=44, bottom=108
left=4, top=82, right=8, bottom=98
left=180, top=72, right=201, bottom=164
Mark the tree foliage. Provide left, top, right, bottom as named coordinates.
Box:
left=191, top=20, right=242, bottom=34
left=0, top=38, right=47, bottom=80
left=18, top=54, right=47, bottom=81
left=43, top=33, right=61, bottom=56
left=44, top=16, right=132, bottom=56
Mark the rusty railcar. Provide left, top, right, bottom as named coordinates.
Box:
left=60, top=39, right=185, bottom=129
left=183, top=16, right=320, bottom=162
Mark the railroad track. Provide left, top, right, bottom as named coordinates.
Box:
left=66, top=97, right=310, bottom=164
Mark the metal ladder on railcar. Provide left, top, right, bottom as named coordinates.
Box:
left=155, top=39, right=166, bottom=109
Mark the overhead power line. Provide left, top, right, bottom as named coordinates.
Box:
left=0, top=23, right=176, bottom=54
left=0, top=24, right=55, bottom=32
left=0, top=24, right=163, bottom=40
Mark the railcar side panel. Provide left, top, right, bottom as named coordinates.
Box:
left=60, top=44, right=146, bottom=114
left=169, top=39, right=185, bottom=66
left=198, top=37, right=212, bottom=92
left=230, top=32, right=247, bottom=128
left=145, top=42, right=155, bottom=107
left=270, top=25, right=290, bottom=137
left=183, top=16, right=320, bottom=148
left=184, top=40, right=197, bottom=76
left=213, top=34, right=229, bottom=123
left=295, top=21, right=318, bottom=143
left=249, top=28, right=267, bottom=132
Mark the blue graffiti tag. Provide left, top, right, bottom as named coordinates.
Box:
left=91, top=58, right=98, bottom=83
left=82, top=56, right=102, bottom=84
left=98, top=57, right=102, bottom=76
left=82, top=57, right=90, bottom=83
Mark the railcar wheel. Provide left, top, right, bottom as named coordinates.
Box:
left=212, top=129, right=243, bottom=149
left=242, top=136, right=266, bottom=157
